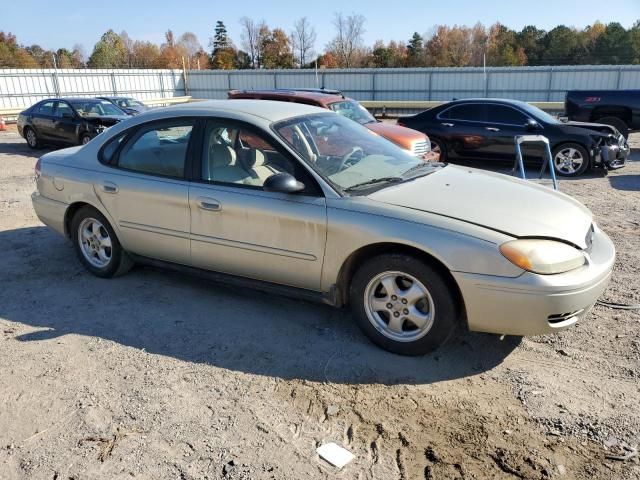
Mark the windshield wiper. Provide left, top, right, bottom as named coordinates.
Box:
left=344, top=176, right=404, bottom=192
left=402, top=162, right=442, bottom=177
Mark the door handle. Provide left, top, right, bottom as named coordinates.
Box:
left=441, top=123, right=455, bottom=127
left=197, top=197, right=221, bottom=211
left=101, top=182, right=118, bottom=193
left=485, top=127, right=500, bottom=132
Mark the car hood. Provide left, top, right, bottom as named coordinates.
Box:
left=365, top=121, right=428, bottom=150
left=85, top=115, right=129, bottom=126
left=562, top=121, right=619, bottom=137
left=367, top=165, right=593, bottom=248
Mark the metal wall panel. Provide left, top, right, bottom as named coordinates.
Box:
left=1, top=66, right=639, bottom=109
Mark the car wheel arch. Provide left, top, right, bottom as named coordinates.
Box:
left=64, top=201, right=118, bottom=240
left=335, top=242, right=466, bottom=320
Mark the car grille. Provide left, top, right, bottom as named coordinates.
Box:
left=412, top=140, right=430, bottom=156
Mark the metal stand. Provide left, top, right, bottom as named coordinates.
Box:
left=512, top=135, right=558, bottom=190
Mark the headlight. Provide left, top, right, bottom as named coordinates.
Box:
left=499, top=239, right=586, bottom=274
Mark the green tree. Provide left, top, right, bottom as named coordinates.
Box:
left=631, top=20, right=640, bottom=64
left=261, top=28, right=294, bottom=68
left=210, top=21, right=237, bottom=69
left=540, top=26, right=579, bottom=65
left=516, top=26, right=545, bottom=65
left=592, top=22, right=633, bottom=64
left=406, top=32, right=424, bottom=66
left=88, top=29, right=127, bottom=68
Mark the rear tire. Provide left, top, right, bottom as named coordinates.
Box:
left=80, top=134, right=93, bottom=146
left=71, top=206, right=133, bottom=278
left=552, top=143, right=589, bottom=177
left=25, top=127, right=40, bottom=149
left=597, top=116, right=629, bottom=139
left=350, top=254, right=459, bottom=355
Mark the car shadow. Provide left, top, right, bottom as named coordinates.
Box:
left=0, top=134, right=55, bottom=159
left=608, top=175, right=640, bottom=191
left=0, top=226, right=521, bottom=386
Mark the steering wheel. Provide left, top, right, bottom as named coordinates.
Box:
left=338, top=146, right=365, bottom=171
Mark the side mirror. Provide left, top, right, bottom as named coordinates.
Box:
left=525, top=119, right=540, bottom=130
left=263, top=172, right=305, bottom=194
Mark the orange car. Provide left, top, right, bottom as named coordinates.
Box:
left=228, top=89, right=438, bottom=161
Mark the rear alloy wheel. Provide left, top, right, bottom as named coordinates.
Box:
left=552, top=143, right=589, bottom=177
left=81, top=134, right=92, bottom=145
left=350, top=254, right=459, bottom=355
left=430, top=138, right=447, bottom=162
left=25, top=128, right=40, bottom=149
left=71, top=206, right=133, bottom=278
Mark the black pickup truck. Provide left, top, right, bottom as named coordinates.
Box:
left=565, top=90, right=639, bottom=139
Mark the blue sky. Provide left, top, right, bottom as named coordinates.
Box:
left=4, top=0, right=639, bottom=54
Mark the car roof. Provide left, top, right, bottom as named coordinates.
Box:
left=60, top=97, right=111, bottom=102
left=154, top=99, right=330, bottom=123
left=229, top=89, right=348, bottom=107
left=446, top=98, right=531, bottom=108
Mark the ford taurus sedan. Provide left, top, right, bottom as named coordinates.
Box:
left=31, top=100, right=615, bottom=355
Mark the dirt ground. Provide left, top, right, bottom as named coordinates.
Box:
left=0, top=125, right=639, bottom=480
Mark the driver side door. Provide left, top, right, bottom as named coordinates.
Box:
left=189, top=119, right=327, bottom=291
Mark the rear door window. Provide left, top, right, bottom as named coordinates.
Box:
left=37, top=101, right=56, bottom=116
left=440, top=104, right=486, bottom=122
left=117, top=121, right=194, bottom=178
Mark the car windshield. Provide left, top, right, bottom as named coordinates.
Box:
left=70, top=100, right=124, bottom=117
left=518, top=102, right=561, bottom=125
left=116, top=98, right=144, bottom=108
left=273, top=113, right=440, bottom=193
left=328, top=100, right=376, bottom=125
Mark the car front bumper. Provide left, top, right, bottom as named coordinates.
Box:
left=452, top=226, right=615, bottom=336
left=32, top=191, right=67, bottom=237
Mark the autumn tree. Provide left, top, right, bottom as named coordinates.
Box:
left=291, top=17, right=316, bottom=67
left=261, top=28, right=294, bottom=68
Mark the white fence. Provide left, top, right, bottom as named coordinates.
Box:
left=1, top=65, right=640, bottom=110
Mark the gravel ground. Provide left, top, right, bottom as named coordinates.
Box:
left=0, top=126, right=639, bottom=479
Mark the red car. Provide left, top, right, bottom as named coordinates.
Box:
left=228, top=89, right=438, bottom=161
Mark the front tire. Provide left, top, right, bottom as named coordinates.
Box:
left=350, top=254, right=460, bottom=355
left=430, top=138, right=447, bottom=162
left=552, top=143, right=589, bottom=177
left=71, top=206, right=133, bottom=278
left=80, top=134, right=93, bottom=146
left=597, top=116, right=629, bottom=139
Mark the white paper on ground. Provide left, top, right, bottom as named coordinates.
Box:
left=316, top=442, right=355, bottom=469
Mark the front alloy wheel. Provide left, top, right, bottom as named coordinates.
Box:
left=350, top=254, right=459, bottom=355
left=364, top=271, right=435, bottom=342
left=552, top=143, right=589, bottom=177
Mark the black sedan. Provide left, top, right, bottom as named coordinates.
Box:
left=17, top=98, right=129, bottom=149
left=97, top=96, right=149, bottom=116
left=399, top=99, right=629, bottom=177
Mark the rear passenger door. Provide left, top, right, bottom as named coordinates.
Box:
left=32, top=101, right=57, bottom=140
left=96, top=119, right=195, bottom=265
left=437, top=103, right=489, bottom=159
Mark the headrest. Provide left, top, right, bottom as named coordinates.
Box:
left=239, top=149, right=266, bottom=168
left=210, top=144, right=236, bottom=167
